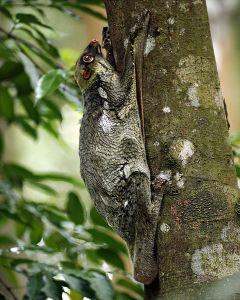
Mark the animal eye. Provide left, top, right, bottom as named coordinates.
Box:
left=83, top=54, right=94, bottom=63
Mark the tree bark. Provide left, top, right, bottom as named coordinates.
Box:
left=104, top=1, right=240, bottom=299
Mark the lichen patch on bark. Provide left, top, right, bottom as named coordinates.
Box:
left=170, top=139, right=195, bottom=167
left=187, top=84, right=200, bottom=108
left=191, top=243, right=240, bottom=281
left=144, top=35, right=156, bottom=57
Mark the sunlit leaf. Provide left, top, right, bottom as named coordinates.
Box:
left=69, top=289, right=84, bottom=300
left=67, top=192, right=86, bottom=225
left=42, top=276, right=64, bottom=300
left=79, top=270, right=114, bottom=300
left=35, top=69, right=68, bottom=101
left=63, top=274, right=94, bottom=299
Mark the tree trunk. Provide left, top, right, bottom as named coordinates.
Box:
left=104, top=1, right=240, bottom=299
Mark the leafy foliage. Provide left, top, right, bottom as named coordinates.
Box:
left=0, top=1, right=143, bottom=299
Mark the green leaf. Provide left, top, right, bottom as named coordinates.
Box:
left=12, top=71, right=33, bottom=96
left=18, top=27, right=59, bottom=58
left=67, top=192, right=86, bottom=225
left=40, top=99, right=62, bottom=121
left=2, top=163, right=34, bottom=180
left=19, top=96, right=40, bottom=124
left=0, top=235, right=15, bottom=246
left=14, top=117, right=37, bottom=139
left=72, top=0, right=104, bottom=5
left=60, top=83, right=81, bottom=105
left=80, top=270, right=114, bottom=300
left=44, top=231, right=70, bottom=251
left=68, top=289, right=84, bottom=300
left=229, top=132, right=240, bottom=145
left=36, top=205, right=67, bottom=227
left=41, top=120, right=59, bottom=139
left=0, top=87, right=14, bottom=119
left=15, top=222, right=27, bottom=238
left=16, top=13, right=52, bottom=30
left=0, top=6, right=12, bottom=19
left=0, top=61, right=23, bottom=81
left=19, top=40, right=57, bottom=68
left=63, top=274, right=94, bottom=299
left=78, top=5, right=107, bottom=21
left=18, top=52, right=39, bottom=89
left=34, top=173, right=84, bottom=188
left=90, top=206, right=110, bottom=228
left=96, top=248, right=125, bottom=270
left=0, top=208, right=30, bottom=226
left=236, top=165, right=240, bottom=177
left=64, top=3, right=107, bottom=21
left=115, top=292, right=136, bottom=300
left=35, top=69, right=68, bottom=101
left=86, top=227, right=128, bottom=254
left=0, top=131, right=4, bottom=160
left=30, top=220, right=44, bottom=244
left=116, top=278, right=144, bottom=296
left=25, top=272, right=46, bottom=300
left=42, top=276, right=63, bottom=300
left=28, top=181, right=57, bottom=196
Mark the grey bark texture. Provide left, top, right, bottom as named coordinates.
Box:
left=104, top=0, right=240, bottom=299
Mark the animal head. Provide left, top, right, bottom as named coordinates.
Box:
left=75, top=39, right=105, bottom=92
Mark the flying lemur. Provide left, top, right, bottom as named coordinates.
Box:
left=75, top=12, right=160, bottom=285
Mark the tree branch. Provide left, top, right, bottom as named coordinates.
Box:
left=0, top=277, right=18, bottom=300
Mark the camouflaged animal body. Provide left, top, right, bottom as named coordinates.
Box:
left=75, top=13, right=159, bottom=284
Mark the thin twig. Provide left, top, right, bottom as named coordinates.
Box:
left=0, top=277, right=18, bottom=300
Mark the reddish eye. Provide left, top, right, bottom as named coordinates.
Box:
left=83, top=54, right=94, bottom=64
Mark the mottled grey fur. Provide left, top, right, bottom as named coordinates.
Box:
left=75, top=13, right=160, bottom=284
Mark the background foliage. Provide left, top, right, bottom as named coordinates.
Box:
left=0, top=1, right=144, bottom=299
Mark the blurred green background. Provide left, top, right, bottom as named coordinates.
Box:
left=0, top=0, right=240, bottom=299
